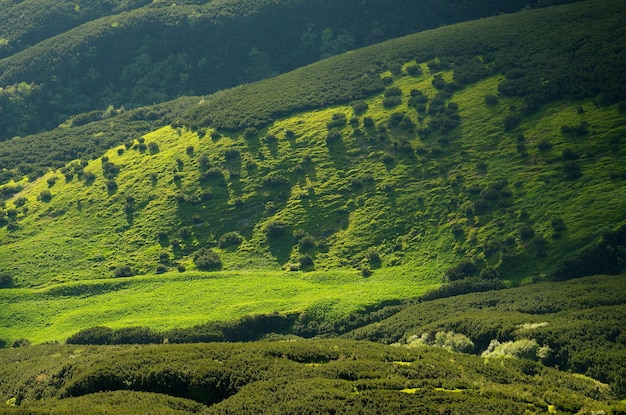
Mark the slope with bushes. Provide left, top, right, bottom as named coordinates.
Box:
left=0, top=0, right=625, bottom=343
left=0, top=0, right=546, bottom=142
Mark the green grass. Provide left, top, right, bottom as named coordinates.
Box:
left=0, top=61, right=624, bottom=343
left=0, top=269, right=437, bottom=344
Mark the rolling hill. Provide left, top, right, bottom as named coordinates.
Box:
left=0, top=0, right=625, bottom=412
left=0, top=0, right=624, bottom=335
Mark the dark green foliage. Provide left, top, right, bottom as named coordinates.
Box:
left=218, top=231, right=243, bottom=248
left=563, top=160, right=582, bottom=180
left=114, top=264, right=134, bottom=278
left=351, top=100, right=369, bottom=115
left=264, top=220, right=288, bottom=237
left=406, top=63, right=422, bottom=76
left=147, top=141, right=159, bottom=153
left=444, top=259, right=478, bottom=281
left=0, top=273, right=14, bottom=288
left=346, top=274, right=626, bottom=396
left=551, top=223, right=626, bottom=281
left=382, top=95, right=402, bottom=108
left=38, top=190, right=52, bottom=202
left=503, top=114, right=520, bottom=131
left=484, top=94, right=499, bottom=105
left=326, top=112, right=347, bottom=129
left=262, top=171, right=290, bottom=187
left=67, top=326, right=163, bottom=345
left=561, top=122, right=589, bottom=136
left=519, top=224, right=535, bottom=240
left=299, top=254, right=314, bottom=268
left=11, top=338, right=30, bottom=348
left=193, top=248, right=222, bottom=271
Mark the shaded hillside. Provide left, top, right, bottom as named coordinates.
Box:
left=344, top=274, right=626, bottom=396
left=0, top=0, right=620, bottom=184
left=0, top=0, right=568, bottom=141
left=0, top=339, right=622, bottom=414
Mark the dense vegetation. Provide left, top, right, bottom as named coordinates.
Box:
left=0, top=0, right=550, bottom=142
left=346, top=274, right=626, bottom=396
left=0, top=338, right=623, bottom=414
left=0, top=1, right=625, bottom=412
left=0, top=0, right=624, bottom=337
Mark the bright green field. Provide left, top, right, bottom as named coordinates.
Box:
left=0, top=268, right=437, bottom=343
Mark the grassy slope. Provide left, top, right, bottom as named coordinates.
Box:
left=0, top=0, right=625, bottom=344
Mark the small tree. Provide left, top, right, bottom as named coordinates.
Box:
left=114, top=264, right=134, bottom=278
left=219, top=231, right=243, bottom=248
left=193, top=248, right=222, bottom=271
left=0, top=273, right=14, bottom=288
left=38, top=190, right=52, bottom=202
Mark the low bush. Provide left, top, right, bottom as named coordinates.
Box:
left=0, top=273, right=14, bottom=288
left=193, top=248, right=222, bottom=271
left=114, top=264, right=134, bottom=278
left=219, top=232, right=243, bottom=248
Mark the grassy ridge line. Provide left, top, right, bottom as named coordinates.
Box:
left=180, top=0, right=624, bottom=131
left=0, top=269, right=437, bottom=344
left=0, top=0, right=152, bottom=59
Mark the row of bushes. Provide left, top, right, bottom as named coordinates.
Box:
left=66, top=313, right=299, bottom=345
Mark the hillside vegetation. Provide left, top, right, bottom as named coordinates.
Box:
left=0, top=1, right=625, bottom=413
left=0, top=0, right=625, bottom=344
left=1, top=275, right=624, bottom=412
left=0, top=337, right=623, bottom=414
left=0, top=0, right=547, bottom=142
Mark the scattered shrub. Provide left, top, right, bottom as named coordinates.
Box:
left=326, top=129, right=342, bottom=144
left=244, top=127, right=258, bottom=139
left=503, top=114, right=520, bottom=131
left=479, top=267, right=501, bottom=280
left=551, top=218, right=567, bottom=232
left=264, top=220, right=288, bottom=237
left=351, top=100, right=368, bottom=115
left=38, top=190, right=52, bottom=202
left=383, top=96, right=402, bottom=108
left=47, top=176, right=57, bottom=187
left=114, top=264, right=134, bottom=278
left=106, top=180, right=118, bottom=192
left=263, top=172, right=290, bottom=187
left=564, top=161, right=582, bottom=180
left=299, top=254, right=314, bottom=268
left=219, top=231, right=243, bottom=248
left=406, top=64, right=422, bottom=76
left=193, top=248, right=222, bottom=271
left=0, top=273, right=14, bottom=288
left=445, top=259, right=478, bottom=281
left=156, top=264, right=168, bottom=274
left=11, top=338, right=30, bottom=348
left=159, top=251, right=170, bottom=264
left=148, top=142, right=159, bottom=153
left=484, top=94, right=499, bottom=105
left=519, top=224, right=535, bottom=240
left=223, top=148, right=240, bottom=160
left=327, top=112, right=347, bottom=129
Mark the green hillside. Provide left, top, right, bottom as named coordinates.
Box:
left=0, top=1, right=625, bottom=412
left=0, top=0, right=625, bottom=344
left=0, top=0, right=545, bottom=142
